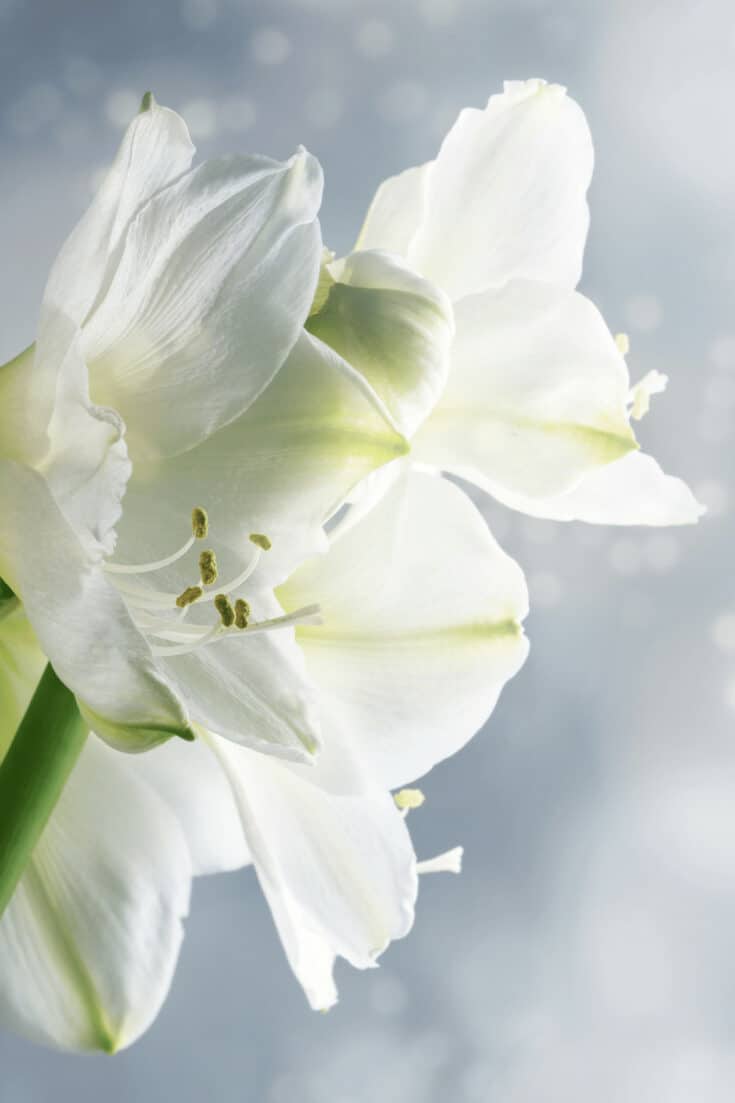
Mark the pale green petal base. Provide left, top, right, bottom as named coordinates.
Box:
left=307, top=250, right=453, bottom=438
left=0, top=577, right=18, bottom=624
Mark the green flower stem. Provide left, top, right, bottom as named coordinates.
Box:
left=0, top=663, right=87, bottom=918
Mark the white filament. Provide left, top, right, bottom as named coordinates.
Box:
left=112, top=545, right=261, bottom=608
left=103, top=513, right=315, bottom=662
left=106, top=577, right=191, bottom=608
left=416, top=847, right=464, bottom=875
left=214, top=545, right=262, bottom=594
left=104, top=534, right=196, bottom=575
left=148, top=603, right=322, bottom=657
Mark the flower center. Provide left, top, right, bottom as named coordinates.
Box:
left=103, top=507, right=321, bottom=657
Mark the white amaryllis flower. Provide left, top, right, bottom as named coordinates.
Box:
left=0, top=469, right=528, bottom=1050
left=0, top=94, right=532, bottom=1050
left=309, top=79, right=703, bottom=526
left=0, top=94, right=410, bottom=757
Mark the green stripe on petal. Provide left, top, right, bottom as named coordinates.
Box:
left=279, top=470, right=529, bottom=792
left=413, top=279, right=638, bottom=501
left=20, top=862, right=117, bottom=1053
left=0, top=738, right=192, bottom=1053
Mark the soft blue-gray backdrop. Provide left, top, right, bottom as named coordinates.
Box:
left=0, top=1, right=733, bottom=1099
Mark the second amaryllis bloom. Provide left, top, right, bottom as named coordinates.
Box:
left=310, top=79, right=703, bottom=527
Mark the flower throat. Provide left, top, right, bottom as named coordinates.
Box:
left=103, top=508, right=321, bottom=657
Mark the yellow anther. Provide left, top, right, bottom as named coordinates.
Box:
left=615, top=332, right=630, bottom=356
left=199, top=549, right=218, bottom=586
left=234, top=598, right=250, bottom=630
left=394, top=788, right=425, bottom=811
left=629, top=369, right=668, bottom=421
left=249, top=533, right=272, bottom=551
left=192, top=507, right=209, bottom=539
left=214, top=594, right=235, bottom=628
left=175, top=585, right=203, bottom=609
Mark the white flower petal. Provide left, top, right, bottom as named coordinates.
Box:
left=416, top=847, right=463, bottom=875
left=208, top=734, right=417, bottom=1010
left=0, top=461, right=191, bottom=751
left=403, top=79, right=592, bottom=300
left=413, top=280, right=636, bottom=500
left=333, top=455, right=409, bottom=539
left=113, top=328, right=408, bottom=589
left=1, top=330, right=131, bottom=560
left=0, top=345, right=43, bottom=467
left=125, top=737, right=250, bottom=876
left=279, top=470, right=529, bottom=792
left=488, top=450, right=705, bottom=526
left=158, top=590, right=322, bottom=764
left=308, top=249, right=454, bottom=438
left=83, top=149, right=324, bottom=459
left=354, top=162, right=430, bottom=257
left=0, top=737, right=192, bottom=1053
left=27, top=97, right=191, bottom=464
left=42, top=94, right=195, bottom=332
left=39, top=332, right=131, bottom=558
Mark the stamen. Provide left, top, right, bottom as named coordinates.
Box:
left=150, top=623, right=223, bottom=657
left=249, top=533, right=272, bottom=551
left=192, top=507, right=209, bottom=539
left=628, top=369, right=668, bottom=421
left=133, top=608, right=191, bottom=633
left=111, top=576, right=203, bottom=609
left=615, top=332, right=630, bottom=357
left=106, top=507, right=319, bottom=661
left=234, top=598, right=250, bottom=630
left=147, top=603, right=323, bottom=656
left=394, top=788, right=425, bottom=811
left=112, top=580, right=191, bottom=608
left=199, top=549, right=218, bottom=586
left=242, top=603, right=322, bottom=635
left=416, top=847, right=464, bottom=875
left=104, top=534, right=196, bottom=575
left=216, top=545, right=262, bottom=594
left=142, top=623, right=217, bottom=642
left=176, top=585, right=203, bottom=609
left=214, top=594, right=235, bottom=628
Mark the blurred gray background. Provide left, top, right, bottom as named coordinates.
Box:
left=0, top=0, right=732, bottom=1099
